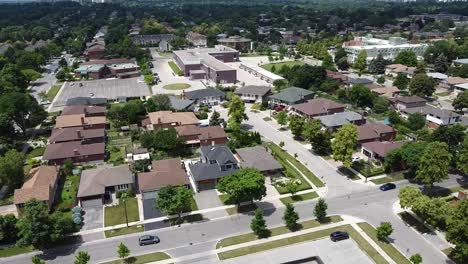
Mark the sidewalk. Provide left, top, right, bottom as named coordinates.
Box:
left=351, top=223, right=396, bottom=264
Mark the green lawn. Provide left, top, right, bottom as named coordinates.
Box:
left=267, top=142, right=324, bottom=188
left=226, top=203, right=258, bottom=215
left=280, top=192, right=318, bottom=205
left=337, top=166, right=360, bottom=180
left=101, top=252, right=171, bottom=264
left=261, top=61, right=305, bottom=72
left=217, top=215, right=342, bottom=249
left=398, top=212, right=432, bottom=234
left=163, top=83, right=191, bottom=90
left=357, top=222, right=411, bottom=264
left=107, top=145, right=126, bottom=165
left=168, top=61, right=184, bottom=76
left=104, top=197, right=140, bottom=226
left=47, top=84, right=61, bottom=101
left=54, top=174, right=80, bottom=211
left=218, top=224, right=387, bottom=263
left=0, top=245, right=34, bottom=257
left=371, top=173, right=406, bottom=185
left=26, top=147, right=45, bottom=160
left=105, top=225, right=144, bottom=238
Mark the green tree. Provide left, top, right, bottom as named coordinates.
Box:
left=250, top=209, right=269, bottom=238
left=368, top=54, right=387, bottom=74
left=209, top=110, right=221, bottom=126
left=347, top=84, right=375, bottom=108
left=144, top=74, right=155, bottom=85
left=446, top=199, right=468, bottom=263
left=217, top=168, right=266, bottom=206
left=406, top=113, right=426, bottom=130
left=314, top=198, right=328, bottom=222
left=74, top=251, right=90, bottom=264
left=398, top=186, right=422, bottom=209
left=302, top=119, right=322, bottom=142
left=372, top=97, right=389, bottom=114
left=31, top=256, right=45, bottom=264
left=0, top=214, right=18, bottom=243
left=284, top=65, right=326, bottom=89
left=376, top=75, right=385, bottom=84
left=107, top=100, right=145, bottom=127
left=434, top=54, right=449, bottom=73
left=311, top=130, right=332, bottom=155
left=409, top=254, right=423, bottom=264
left=409, top=73, right=436, bottom=97
left=334, top=48, right=347, bottom=64
left=117, top=242, right=130, bottom=262
left=452, top=90, right=468, bottom=111
left=271, top=65, right=277, bottom=73
left=393, top=73, right=409, bottom=90
left=376, top=222, right=393, bottom=241
left=353, top=50, right=367, bottom=73
left=155, top=186, right=193, bottom=221
left=276, top=110, right=288, bottom=128
left=283, top=203, right=299, bottom=231
left=430, top=124, right=465, bottom=152
left=228, top=95, right=248, bottom=130
left=321, top=53, right=334, bottom=70
left=394, top=51, right=418, bottom=67
left=416, top=142, right=451, bottom=190
left=332, top=124, right=358, bottom=167
left=273, top=79, right=288, bottom=90
left=288, top=115, right=305, bottom=138
left=0, top=63, right=29, bottom=93
left=0, top=149, right=25, bottom=189
left=336, top=57, right=349, bottom=71
left=146, top=94, right=172, bottom=112
left=139, top=128, right=186, bottom=155
left=457, top=135, right=468, bottom=175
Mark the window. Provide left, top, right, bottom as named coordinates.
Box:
left=117, top=184, right=128, bottom=191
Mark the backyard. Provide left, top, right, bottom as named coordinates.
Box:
left=107, top=131, right=133, bottom=165
left=104, top=197, right=139, bottom=226
left=54, top=174, right=80, bottom=211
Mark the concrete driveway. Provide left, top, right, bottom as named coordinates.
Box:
left=142, top=198, right=170, bottom=231
left=81, top=199, right=103, bottom=231
left=194, top=190, right=228, bottom=219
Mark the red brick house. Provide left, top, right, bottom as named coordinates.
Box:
left=357, top=123, right=396, bottom=144
left=291, top=98, right=345, bottom=118
left=43, top=141, right=106, bottom=165
left=142, top=111, right=199, bottom=130
left=175, top=125, right=228, bottom=146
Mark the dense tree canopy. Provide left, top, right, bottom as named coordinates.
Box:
left=217, top=168, right=266, bottom=206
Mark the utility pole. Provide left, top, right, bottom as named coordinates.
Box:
left=121, top=193, right=129, bottom=227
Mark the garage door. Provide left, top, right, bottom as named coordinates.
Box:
left=81, top=198, right=103, bottom=208
left=197, top=180, right=216, bottom=191
left=142, top=191, right=157, bottom=200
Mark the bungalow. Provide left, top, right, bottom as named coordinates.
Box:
left=427, top=72, right=448, bottom=83
left=361, top=141, right=406, bottom=162
left=326, top=70, right=348, bottom=84
left=43, top=141, right=105, bottom=165
left=183, top=88, right=225, bottom=109
left=77, top=165, right=134, bottom=206
left=175, top=125, right=228, bottom=146
left=357, top=123, right=396, bottom=144
left=142, top=111, right=199, bottom=130
left=389, top=96, right=427, bottom=110
left=84, top=41, right=105, bottom=59
left=234, top=85, right=272, bottom=103
left=49, top=127, right=105, bottom=144
left=442, top=77, right=468, bottom=91
left=187, top=145, right=239, bottom=191
left=235, top=146, right=282, bottom=176
left=65, top=97, right=107, bottom=107
left=345, top=78, right=373, bottom=88
left=291, top=98, right=345, bottom=118
left=370, top=86, right=401, bottom=98
left=385, top=64, right=416, bottom=77
left=268, top=87, right=314, bottom=107
left=138, top=158, right=190, bottom=200
left=314, top=111, right=365, bottom=131
left=55, top=114, right=107, bottom=129
left=14, top=166, right=59, bottom=212
left=400, top=105, right=461, bottom=128
left=169, top=96, right=194, bottom=111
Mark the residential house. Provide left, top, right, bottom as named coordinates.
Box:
left=361, top=141, right=406, bottom=162
left=84, top=41, right=106, bottom=59
left=370, top=86, right=401, bottom=98
left=400, top=105, right=461, bottom=128
left=442, top=77, right=468, bottom=91
left=61, top=105, right=107, bottom=117
left=183, top=88, right=225, bottom=108
left=314, top=111, right=365, bottom=131
left=345, top=78, right=373, bottom=88
left=14, top=166, right=59, bottom=212
left=77, top=165, right=134, bottom=206
left=138, top=158, right=190, bottom=200
left=389, top=96, right=427, bottom=110
left=427, top=72, right=448, bottom=84
left=326, top=70, right=348, bottom=85
left=268, top=87, right=314, bottom=107
left=43, top=141, right=106, bottom=165
left=142, top=111, right=199, bottom=130
left=235, top=146, right=282, bottom=176
left=291, top=98, right=345, bottom=118
left=126, top=148, right=150, bottom=162
left=234, top=85, right=272, bottom=103
left=131, top=34, right=175, bottom=50
left=186, top=31, right=207, bottom=47
left=175, top=125, right=228, bottom=147
left=357, top=123, right=396, bottom=144
left=187, top=145, right=239, bottom=191
left=169, top=96, right=194, bottom=111
left=385, top=64, right=416, bottom=77
left=55, top=114, right=107, bottom=129
left=49, top=127, right=105, bottom=144
left=217, top=36, right=251, bottom=50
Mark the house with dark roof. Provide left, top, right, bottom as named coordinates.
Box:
left=61, top=105, right=107, bottom=117
left=400, top=105, right=462, bottom=128
left=138, top=158, right=190, bottom=199
left=43, top=141, right=106, bottom=165
left=361, top=141, right=406, bottom=162
left=345, top=78, right=373, bottom=88
left=235, top=146, right=282, bottom=175
left=268, top=87, right=314, bottom=107
left=169, top=96, right=194, bottom=111
left=234, top=85, right=272, bottom=103
left=357, top=123, right=395, bottom=144
left=84, top=41, right=106, bottom=59
left=14, top=166, right=59, bottom=212
left=49, top=127, right=105, bottom=144
left=314, top=111, right=365, bottom=131
left=183, top=88, right=225, bottom=109
left=187, top=145, right=239, bottom=191
left=175, top=125, right=228, bottom=146
left=326, top=70, right=348, bottom=84
left=77, top=165, right=134, bottom=206
left=291, top=98, right=345, bottom=118
left=389, top=96, right=427, bottom=110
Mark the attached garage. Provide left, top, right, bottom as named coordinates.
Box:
left=80, top=197, right=103, bottom=208
left=142, top=190, right=158, bottom=200
left=197, top=179, right=216, bottom=191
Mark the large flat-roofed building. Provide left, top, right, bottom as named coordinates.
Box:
left=173, top=45, right=239, bottom=84
left=343, top=36, right=427, bottom=64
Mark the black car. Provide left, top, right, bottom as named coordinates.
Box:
left=139, top=235, right=160, bottom=246
left=379, top=183, right=396, bottom=191
left=330, top=231, right=349, bottom=242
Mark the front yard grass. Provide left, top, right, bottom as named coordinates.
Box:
left=168, top=61, right=184, bottom=76
left=47, top=84, right=61, bottom=101
left=398, top=212, right=432, bottom=234
left=54, top=174, right=80, bottom=211
left=216, top=215, right=342, bottom=249
left=101, top=252, right=171, bottom=264
left=267, top=142, right=324, bottom=188
left=279, top=191, right=318, bottom=205
left=371, top=173, right=406, bottom=185
left=105, top=225, right=144, bottom=238
left=357, top=222, right=411, bottom=264
left=104, top=197, right=139, bottom=226
left=0, top=245, right=34, bottom=257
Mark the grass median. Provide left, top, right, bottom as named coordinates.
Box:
left=0, top=245, right=34, bottom=258
left=371, top=173, right=406, bottom=185
left=279, top=192, right=318, bottom=205
left=102, top=252, right=171, bottom=264
left=105, top=225, right=144, bottom=238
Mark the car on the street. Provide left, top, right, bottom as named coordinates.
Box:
left=379, top=183, right=396, bottom=191
left=138, top=235, right=160, bottom=246
left=330, top=231, right=349, bottom=242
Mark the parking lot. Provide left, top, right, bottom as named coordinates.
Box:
left=52, top=77, right=151, bottom=109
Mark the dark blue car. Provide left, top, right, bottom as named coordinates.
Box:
left=330, top=231, right=349, bottom=242
left=379, top=183, right=396, bottom=191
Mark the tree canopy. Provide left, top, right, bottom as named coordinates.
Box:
left=416, top=142, right=451, bottom=189
left=332, top=124, right=358, bottom=167
left=217, top=168, right=266, bottom=206
left=409, top=73, right=436, bottom=97
left=155, top=185, right=193, bottom=220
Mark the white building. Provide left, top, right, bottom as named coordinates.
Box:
left=343, top=36, right=427, bottom=64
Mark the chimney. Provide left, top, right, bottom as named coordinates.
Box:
left=84, top=107, right=88, bottom=116
left=81, top=116, right=85, bottom=124
left=157, top=117, right=162, bottom=124
left=73, top=149, right=80, bottom=156
left=76, top=130, right=82, bottom=138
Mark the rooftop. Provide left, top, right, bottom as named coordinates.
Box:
left=268, top=87, right=314, bottom=104
left=292, top=98, right=344, bottom=116
left=55, top=114, right=106, bottom=128
left=357, top=123, right=395, bottom=141
left=236, top=146, right=282, bottom=172
left=314, top=111, right=363, bottom=128
left=138, top=158, right=189, bottom=192
left=147, top=111, right=199, bottom=126
left=43, top=142, right=105, bottom=161
left=78, top=165, right=133, bottom=198
left=362, top=141, right=406, bottom=158
left=173, top=45, right=238, bottom=71
left=14, top=166, right=58, bottom=205
left=49, top=127, right=105, bottom=143
left=235, top=85, right=272, bottom=96
left=184, top=88, right=225, bottom=100
left=61, top=105, right=106, bottom=116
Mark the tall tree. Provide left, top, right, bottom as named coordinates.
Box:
left=334, top=48, right=347, bottom=64
left=332, top=124, right=358, bottom=167
left=434, top=53, right=449, bottom=73
left=347, top=84, right=375, bottom=108
left=457, top=135, right=468, bottom=175
left=0, top=63, right=28, bottom=93
left=250, top=209, right=269, bottom=238
left=217, top=168, right=266, bottom=206
left=16, top=200, right=55, bottom=248
left=146, top=94, right=172, bottom=112
left=410, top=254, right=423, bottom=264
left=409, top=73, right=436, bottom=97
left=368, top=53, right=387, bottom=74
left=288, top=115, right=305, bottom=138
left=406, top=113, right=426, bottom=130
left=0, top=149, right=25, bottom=189
left=117, top=243, right=130, bottom=262
left=336, top=57, right=350, bottom=71
left=302, top=119, right=322, bottom=142
left=321, top=53, right=334, bottom=70
left=452, top=90, right=468, bottom=111
left=276, top=110, right=288, bottom=128
left=209, top=110, right=221, bottom=126
left=311, top=130, right=332, bottom=155
left=376, top=222, right=393, bottom=241
left=398, top=186, right=422, bottom=209
left=284, top=65, right=326, bottom=89
left=430, top=124, right=465, bottom=152
left=353, top=50, right=367, bottom=73
left=74, top=251, right=90, bottom=264
left=0, top=214, right=18, bottom=243
left=155, top=186, right=193, bottom=221
left=446, top=199, right=468, bottom=263
left=393, top=73, right=409, bottom=90
left=416, top=142, right=451, bottom=190
left=394, top=50, right=417, bottom=66
left=314, top=198, right=328, bottom=222
left=228, top=95, right=248, bottom=130
left=283, top=203, right=299, bottom=231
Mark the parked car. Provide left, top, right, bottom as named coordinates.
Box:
left=330, top=231, right=349, bottom=242
left=379, top=183, right=396, bottom=191
left=274, top=105, right=285, bottom=112
left=139, top=235, right=160, bottom=246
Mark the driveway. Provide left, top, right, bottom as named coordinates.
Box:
left=194, top=190, right=228, bottom=219
left=81, top=199, right=103, bottom=231
left=142, top=198, right=170, bottom=231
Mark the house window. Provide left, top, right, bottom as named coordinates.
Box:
left=117, top=184, right=128, bottom=191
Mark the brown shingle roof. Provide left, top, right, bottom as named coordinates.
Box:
left=362, top=141, right=406, bottom=157
left=61, top=105, right=106, bottom=116
left=55, top=114, right=106, bottom=128
left=175, top=125, right=201, bottom=137
left=292, top=98, right=345, bottom=117
left=198, top=126, right=227, bottom=140
left=78, top=165, right=133, bottom=198
left=147, top=111, right=199, bottom=126
left=43, top=142, right=105, bottom=161
left=49, top=127, right=105, bottom=143
left=138, top=158, right=189, bottom=192
left=14, top=166, right=58, bottom=205
left=371, top=86, right=401, bottom=98
left=357, top=123, right=395, bottom=142
left=390, top=96, right=427, bottom=104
